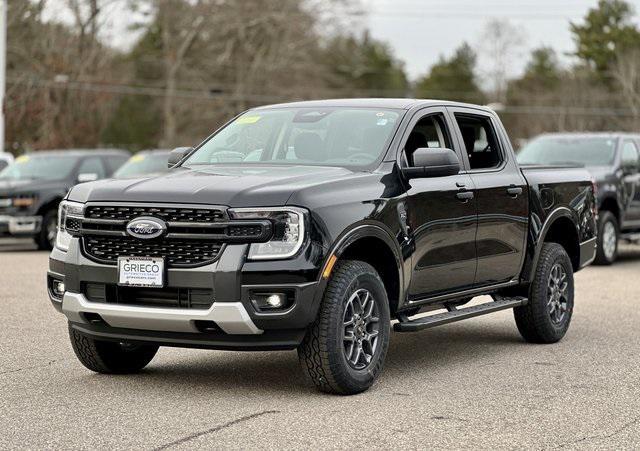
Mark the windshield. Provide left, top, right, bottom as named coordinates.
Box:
left=517, top=136, right=618, bottom=166
left=114, top=152, right=170, bottom=178
left=0, top=155, right=78, bottom=181
left=184, top=108, right=402, bottom=168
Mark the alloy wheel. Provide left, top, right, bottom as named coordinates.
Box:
left=547, top=263, right=569, bottom=325
left=343, top=289, right=380, bottom=370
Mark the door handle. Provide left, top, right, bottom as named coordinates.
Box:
left=456, top=191, right=474, bottom=202
left=507, top=186, right=523, bottom=197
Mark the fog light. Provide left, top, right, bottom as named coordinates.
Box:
left=250, top=293, right=289, bottom=311
left=52, top=280, right=65, bottom=297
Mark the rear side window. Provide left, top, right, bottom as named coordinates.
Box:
left=455, top=114, right=503, bottom=170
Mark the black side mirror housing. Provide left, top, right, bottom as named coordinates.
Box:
left=402, top=147, right=461, bottom=179
left=168, top=147, right=192, bottom=168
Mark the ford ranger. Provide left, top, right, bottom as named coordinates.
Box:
left=47, top=99, right=597, bottom=395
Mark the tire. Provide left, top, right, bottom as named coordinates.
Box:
left=514, top=243, right=574, bottom=344
left=594, top=211, right=619, bottom=265
left=298, top=260, right=391, bottom=395
left=35, top=208, right=58, bottom=251
left=68, top=324, right=158, bottom=374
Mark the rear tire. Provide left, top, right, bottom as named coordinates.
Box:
left=514, top=243, right=574, bottom=343
left=68, top=324, right=158, bottom=374
left=35, top=208, right=58, bottom=251
left=298, top=260, right=390, bottom=395
left=594, top=211, right=618, bottom=265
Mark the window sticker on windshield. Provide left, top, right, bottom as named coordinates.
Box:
left=131, top=154, right=145, bottom=162
left=16, top=156, right=29, bottom=163
left=236, top=115, right=261, bottom=124
left=377, top=118, right=388, bottom=126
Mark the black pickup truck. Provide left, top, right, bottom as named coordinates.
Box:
left=0, top=150, right=129, bottom=249
left=47, top=99, right=597, bottom=395
left=518, top=133, right=640, bottom=264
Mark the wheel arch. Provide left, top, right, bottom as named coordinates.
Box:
left=599, top=196, right=621, bottom=223
left=533, top=208, right=581, bottom=273
left=320, top=223, right=404, bottom=315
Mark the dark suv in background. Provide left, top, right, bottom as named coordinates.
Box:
left=0, top=149, right=129, bottom=249
left=518, top=133, right=640, bottom=264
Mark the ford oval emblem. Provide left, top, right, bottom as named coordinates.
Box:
left=125, top=217, right=167, bottom=239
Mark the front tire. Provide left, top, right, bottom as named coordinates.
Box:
left=69, top=324, right=158, bottom=374
left=514, top=243, right=574, bottom=343
left=594, top=211, right=619, bottom=265
left=35, top=208, right=58, bottom=251
left=298, top=260, right=390, bottom=395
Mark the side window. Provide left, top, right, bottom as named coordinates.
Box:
left=403, top=114, right=451, bottom=167
left=455, top=114, right=503, bottom=170
left=622, top=140, right=639, bottom=169
left=77, top=157, right=106, bottom=179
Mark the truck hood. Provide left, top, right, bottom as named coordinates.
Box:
left=67, top=165, right=359, bottom=207
left=0, top=178, right=68, bottom=197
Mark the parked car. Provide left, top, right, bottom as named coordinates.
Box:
left=0, top=152, right=14, bottom=171
left=0, top=149, right=129, bottom=249
left=47, top=99, right=596, bottom=394
left=113, top=150, right=171, bottom=179
left=518, top=133, right=640, bottom=264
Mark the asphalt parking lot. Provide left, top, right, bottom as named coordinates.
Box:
left=0, top=238, right=639, bottom=450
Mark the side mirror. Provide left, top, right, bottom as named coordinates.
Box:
left=77, top=173, right=99, bottom=183
left=402, top=147, right=461, bottom=179
left=168, top=147, right=192, bottom=168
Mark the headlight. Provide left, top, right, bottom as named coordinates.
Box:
left=55, top=200, right=84, bottom=251
left=228, top=207, right=307, bottom=260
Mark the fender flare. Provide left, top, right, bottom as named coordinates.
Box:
left=524, top=206, right=579, bottom=281
left=315, top=222, right=405, bottom=309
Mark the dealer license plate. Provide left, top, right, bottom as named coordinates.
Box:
left=117, top=256, right=164, bottom=288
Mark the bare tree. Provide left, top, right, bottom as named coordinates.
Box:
left=611, top=49, right=640, bottom=121
left=479, top=19, right=525, bottom=103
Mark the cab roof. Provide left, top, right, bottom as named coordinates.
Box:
left=251, top=98, right=494, bottom=112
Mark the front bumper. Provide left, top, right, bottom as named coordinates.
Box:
left=48, top=238, right=324, bottom=350
left=0, top=214, right=42, bottom=236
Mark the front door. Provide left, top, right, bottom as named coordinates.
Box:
left=402, top=108, right=478, bottom=299
left=621, top=140, right=640, bottom=228
left=449, top=108, right=529, bottom=286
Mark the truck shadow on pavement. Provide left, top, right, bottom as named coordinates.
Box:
left=82, top=324, right=525, bottom=396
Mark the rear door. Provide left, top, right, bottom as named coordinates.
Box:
left=448, top=107, right=529, bottom=286
left=621, top=139, right=640, bottom=227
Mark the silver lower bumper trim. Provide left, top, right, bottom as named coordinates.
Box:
left=0, top=215, right=42, bottom=234
left=61, top=292, right=263, bottom=335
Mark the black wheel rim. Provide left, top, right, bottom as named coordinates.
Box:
left=343, top=289, right=380, bottom=370
left=547, top=263, right=569, bottom=325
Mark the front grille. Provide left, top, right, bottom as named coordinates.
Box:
left=77, top=203, right=272, bottom=268
left=83, top=236, right=224, bottom=267
left=85, top=205, right=225, bottom=223
left=84, top=282, right=214, bottom=309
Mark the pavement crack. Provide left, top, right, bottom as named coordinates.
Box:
left=554, top=418, right=639, bottom=449
left=0, top=359, right=62, bottom=376
left=152, top=410, right=279, bottom=450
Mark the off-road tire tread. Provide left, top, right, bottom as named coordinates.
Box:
left=298, top=260, right=390, bottom=395
left=68, top=324, right=158, bottom=374
left=514, top=243, right=573, bottom=344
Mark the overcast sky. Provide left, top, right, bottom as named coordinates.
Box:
left=364, top=0, right=640, bottom=81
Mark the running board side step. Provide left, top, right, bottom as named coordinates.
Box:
left=393, top=298, right=527, bottom=332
